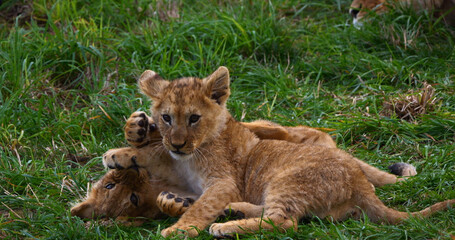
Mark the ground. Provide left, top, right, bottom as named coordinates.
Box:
left=0, top=0, right=454, bottom=239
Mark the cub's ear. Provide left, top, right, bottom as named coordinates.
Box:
left=71, top=201, right=95, bottom=219
left=138, top=70, right=169, bottom=100
left=203, top=66, right=231, bottom=106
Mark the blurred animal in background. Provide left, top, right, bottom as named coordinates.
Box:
left=349, top=0, right=455, bottom=26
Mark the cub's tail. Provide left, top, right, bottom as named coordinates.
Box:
left=361, top=194, right=455, bottom=224
left=411, top=199, right=455, bottom=219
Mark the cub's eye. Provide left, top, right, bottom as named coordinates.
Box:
left=130, top=193, right=138, bottom=206
left=105, top=183, right=115, bottom=189
left=162, top=114, right=171, bottom=124
left=189, top=114, right=200, bottom=124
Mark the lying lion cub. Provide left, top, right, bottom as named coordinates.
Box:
left=71, top=115, right=415, bottom=222
left=350, top=0, right=455, bottom=26
left=99, top=66, right=453, bottom=238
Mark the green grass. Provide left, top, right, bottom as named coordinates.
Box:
left=1, top=0, right=455, bottom=239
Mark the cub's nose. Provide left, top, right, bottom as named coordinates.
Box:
left=350, top=8, right=360, bottom=18
left=171, top=141, right=186, bottom=150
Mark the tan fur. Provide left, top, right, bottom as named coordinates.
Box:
left=350, top=0, right=455, bottom=26
left=71, top=112, right=341, bottom=221
left=134, top=66, right=454, bottom=237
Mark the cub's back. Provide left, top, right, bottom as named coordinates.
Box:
left=245, top=140, right=359, bottom=181
left=242, top=140, right=361, bottom=204
left=247, top=140, right=354, bottom=169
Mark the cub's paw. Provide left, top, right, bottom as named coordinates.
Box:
left=218, top=208, right=246, bottom=221
left=125, top=111, right=156, bottom=147
left=388, top=163, right=417, bottom=177
left=102, top=148, right=141, bottom=170
left=156, top=191, right=195, bottom=217
left=209, top=222, right=240, bottom=238
left=161, top=224, right=199, bottom=238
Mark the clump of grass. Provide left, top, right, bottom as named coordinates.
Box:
left=382, top=82, right=439, bottom=122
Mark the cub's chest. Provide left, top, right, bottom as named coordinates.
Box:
left=173, top=159, right=205, bottom=195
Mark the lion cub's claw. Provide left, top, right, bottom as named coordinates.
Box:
left=125, top=111, right=155, bottom=147
left=156, top=191, right=195, bottom=217
left=102, top=148, right=140, bottom=170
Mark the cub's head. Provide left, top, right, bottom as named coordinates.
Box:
left=138, top=67, right=231, bottom=161
left=350, top=0, right=388, bottom=26
left=71, top=168, right=162, bottom=220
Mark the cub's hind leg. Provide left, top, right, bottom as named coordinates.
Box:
left=241, top=120, right=337, bottom=149
left=388, top=162, right=417, bottom=178
left=355, top=158, right=417, bottom=187
left=210, top=180, right=306, bottom=236
left=240, top=121, right=289, bottom=141
left=282, top=125, right=336, bottom=148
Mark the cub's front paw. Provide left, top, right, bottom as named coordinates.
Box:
left=102, top=148, right=140, bottom=170
left=161, top=225, right=199, bottom=238
left=125, top=111, right=156, bottom=147
left=209, top=222, right=240, bottom=237
left=156, top=191, right=195, bottom=217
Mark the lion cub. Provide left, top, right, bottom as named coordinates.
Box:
left=350, top=0, right=455, bottom=26
left=133, top=66, right=454, bottom=237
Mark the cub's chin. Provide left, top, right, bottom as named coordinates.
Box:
left=169, top=151, right=193, bottom=161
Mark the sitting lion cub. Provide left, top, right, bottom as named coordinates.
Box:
left=350, top=0, right=455, bottom=26
left=71, top=113, right=416, bottom=222
left=100, top=66, right=453, bottom=238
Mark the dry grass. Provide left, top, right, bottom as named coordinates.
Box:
left=382, top=82, right=439, bottom=122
